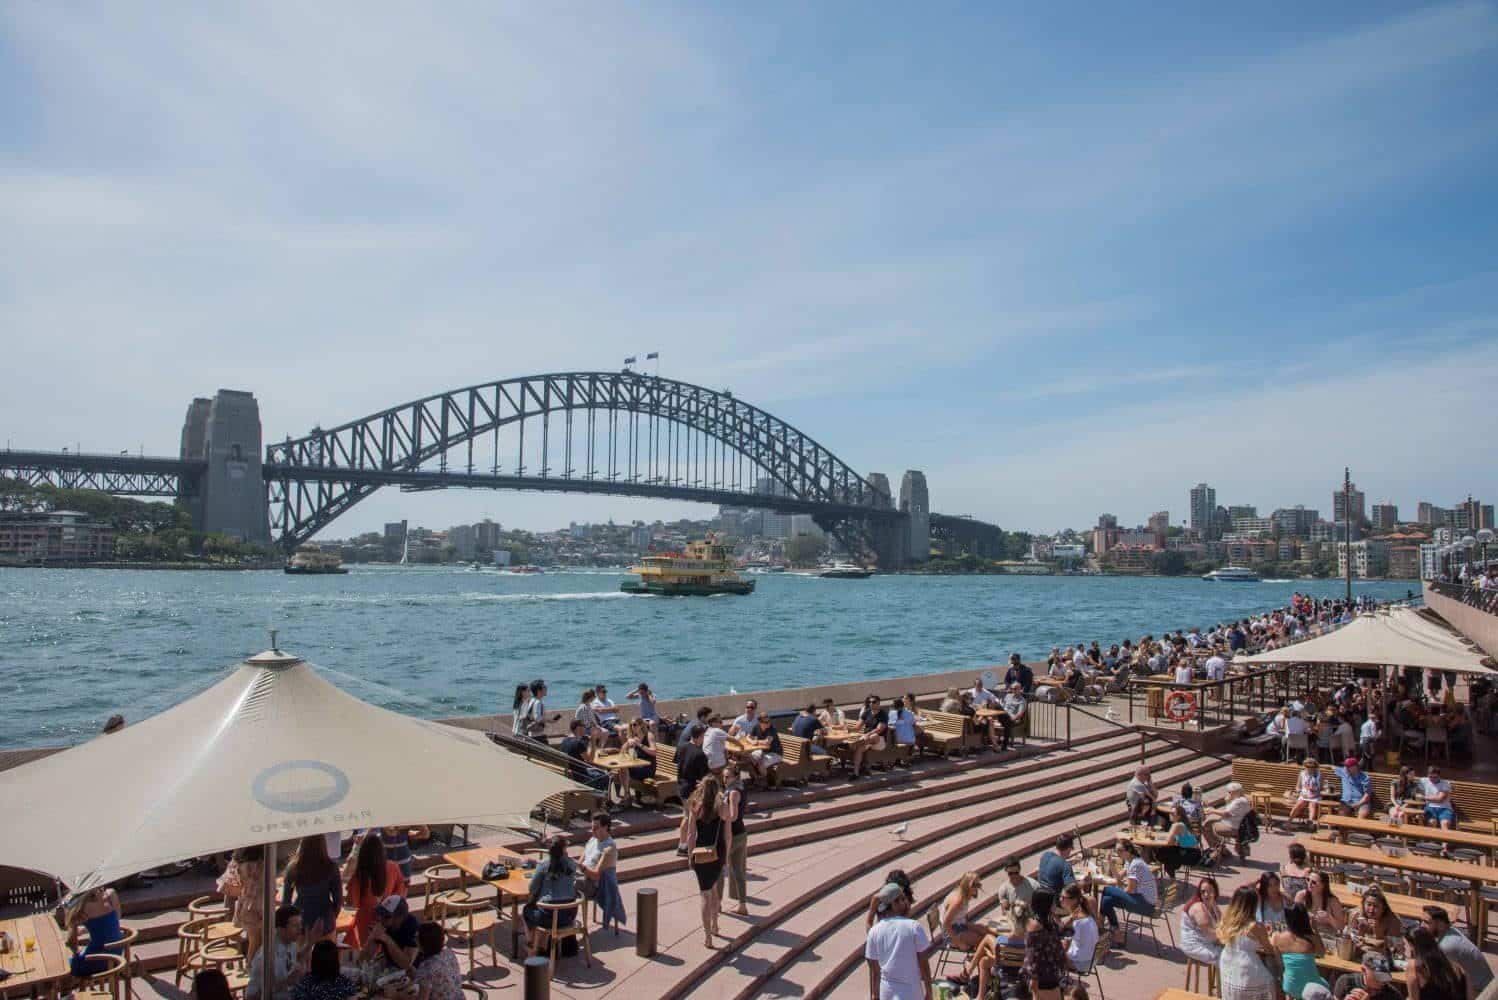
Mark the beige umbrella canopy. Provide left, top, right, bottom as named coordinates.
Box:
left=1235, top=606, right=1497, bottom=674
left=0, top=645, right=584, bottom=895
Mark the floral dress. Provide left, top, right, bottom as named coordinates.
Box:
left=1021, top=925, right=1067, bottom=990
left=413, top=949, right=462, bottom=1000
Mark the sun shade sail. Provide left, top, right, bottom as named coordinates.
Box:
left=1235, top=607, right=1496, bottom=674
left=0, top=647, right=583, bottom=894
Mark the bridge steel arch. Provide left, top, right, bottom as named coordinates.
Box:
left=264, top=371, right=899, bottom=553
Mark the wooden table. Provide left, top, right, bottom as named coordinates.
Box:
left=1300, top=838, right=1497, bottom=938
left=1330, top=885, right=1445, bottom=924
left=444, top=845, right=532, bottom=958
left=1154, top=989, right=1216, bottom=1000
left=1317, top=953, right=1408, bottom=985
left=1318, top=815, right=1498, bottom=857
left=0, top=914, right=69, bottom=1000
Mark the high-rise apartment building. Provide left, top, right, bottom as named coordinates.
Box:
left=1271, top=506, right=1318, bottom=539
left=474, top=518, right=502, bottom=551
left=1189, top=483, right=1216, bottom=538
left=1370, top=502, right=1399, bottom=533
left=756, top=477, right=792, bottom=539
left=1417, top=502, right=1448, bottom=528
left=1333, top=482, right=1366, bottom=527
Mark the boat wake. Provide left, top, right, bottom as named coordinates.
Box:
left=461, top=590, right=632, bottom=603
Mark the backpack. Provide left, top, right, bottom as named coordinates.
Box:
left=1237, top=809, right=1260, bottom=845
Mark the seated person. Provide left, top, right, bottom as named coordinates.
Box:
left=361, top=896, right=418, bottom=974
left=559, top=719, right=608, bottom=791
left=1420, top=766, right=1456, bottom=829
left=676, top=707, right=712, bottom=751
left=247, top=906, right=304, bottom=1000
left=743, top=713, right=784, bottom=786
left=994, top=684, right=1026, bottom=751
left=938, top=687, right=965, bottom=714
left=592, top=684, right=620, bottom=733
left=523, top=838, right=579, bottom=956
left=613, top=718, right=657, bottom=807
left=1123, top=767, right=1157, bottom=826
left=410, top=925, right=462, bottom=1000
left=1331, top=952, right=1400, bottom=1000
left=817, top=698, right=847, bottom=729
left=1157, top=802, right=1207, bottom=878
left=791, top=704, right=828, bottom=754
left=998, top=857, right=1038, bottom=907
left=291, top=941, right=358, bottom=1000
left=1201, top=783, right=1252, bottom=856
left=1336, top=757, right=1373, bottom=818
left=888, top=697, right=920, bottom=759
left=730, top=700, right=760, bottom=738
left=849, top=695, right=889, bottom=779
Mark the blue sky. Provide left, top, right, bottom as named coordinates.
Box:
left=3, top=2, right=1496, bottom=535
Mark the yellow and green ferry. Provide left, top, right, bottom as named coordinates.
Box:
left=621, top=537, right=755, bottom=596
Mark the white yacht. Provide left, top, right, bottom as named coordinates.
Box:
left=1202, top=566, right=1260, bottom=582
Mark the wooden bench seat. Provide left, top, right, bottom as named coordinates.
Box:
left=532, top=756, right=605, bottom=825
left=776, top=733, right=832, bottom=785
left=917, top=710, right=972, bottom=757
left=1230, top=759, right=1498, bottom=831
left=646, top=743, right=682, bottom=807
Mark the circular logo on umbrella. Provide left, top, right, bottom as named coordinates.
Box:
left=252, top=760, right=350, bottom=814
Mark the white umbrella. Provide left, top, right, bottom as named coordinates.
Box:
left=1233, top=606, right=1495, bottom=674
left=0, top=644, right=585, bottom=993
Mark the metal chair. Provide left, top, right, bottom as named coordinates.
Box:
left=1123, top=881, right=1178, bottom=956
left=1071, top=933, right=1112, bottom=1000
left=535, top=899, right=590, bottom=978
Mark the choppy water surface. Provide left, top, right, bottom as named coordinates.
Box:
left=0, top=567, right=1415, bottom=748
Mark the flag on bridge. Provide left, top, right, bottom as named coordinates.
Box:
left=645, top=352, right=658, bottom=360
left=623, top=356, right=637, bottom=365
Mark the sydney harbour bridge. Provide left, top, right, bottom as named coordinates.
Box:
left=0, top=371, right=1000, bottom=567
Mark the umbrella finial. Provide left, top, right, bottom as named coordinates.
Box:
left=270, top=628, right=280, bottom=652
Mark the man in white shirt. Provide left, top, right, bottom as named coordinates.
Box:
left=1202, top=783, right=1253, bottom=854
left=702, top=716, right=730, bottom=771
left=969, top=679, right=998, bottom=709
left=863, top=883, right=931, bottom=1000
left=1072, top=646, right=1089, bottom=672
left=1204, top=652, right=1226, bottom=682
left=593, top=685, right=619, bottom=730
left=1420, top=766, right=1456, bottom=829
left=730, top=700, right=760, bottom=738
left=246, top=906, right=304, bottom=1000
left=1173, top=660, right=1194, bottom=685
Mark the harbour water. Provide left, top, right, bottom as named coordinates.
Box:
left=0, top=567, right=1416, bottom=749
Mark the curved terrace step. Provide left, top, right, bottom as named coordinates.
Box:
left=686, top=750, right=1229, bottom=999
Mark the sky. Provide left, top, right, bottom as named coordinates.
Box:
left=3, top=2, right=1497, bottom=537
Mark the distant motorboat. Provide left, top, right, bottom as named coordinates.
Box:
left=1202, top=566, right=1260, bottom=582
left=818, top=562, right=874, bottom=579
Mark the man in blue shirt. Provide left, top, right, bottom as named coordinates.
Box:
left=1036, top=833, right=1077, bottom=893
left=1336, top=756, right=1372, bottom=818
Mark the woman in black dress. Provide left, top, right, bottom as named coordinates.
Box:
left=681, top=773, right=732, bottom=948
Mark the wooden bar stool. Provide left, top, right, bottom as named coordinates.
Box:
left=189, top=896, right=229, bottom=920
left=1250, top=791, right=1274, bottom=826
left=1184, top=957, right=1219, bottom=996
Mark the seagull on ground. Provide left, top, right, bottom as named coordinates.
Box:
left=891, top=821, right=910, bottom=841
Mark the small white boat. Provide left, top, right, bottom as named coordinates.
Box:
left=818, top=562, right=874, bottom=579
left=1202, top=566, right=1260, bottom=582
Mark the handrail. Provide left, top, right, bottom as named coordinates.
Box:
left=488, top=729, right=609, bottom=785
left=1068, top=701, right=1237, bottom=767
left=1428, top=580, right=1498, bottom=616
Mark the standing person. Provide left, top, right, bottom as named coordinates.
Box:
left=723, top=770, right=750, bottom=917
left=1217, top=886, right=1277, bottom=1000
left=1099, top=840, right=1156, bottom=946
left=1036, top=835, right=1077, bottom=894
left=863, top=884, right=932, bottom=1000
left=575, top=689, right=601, bottom=743
left=522, top=679, right=560, bottom=745
left=702, top=715, right=730, bottom=772
left=508, top=684, right=531, bottom=738
left=1421, top=907, right=1492, bottom=997
left=281, top=835, right=342, bottom=942
left=1272, top=903, right=1328, bottom=999
left=675, top=724, right=710, bottom=811
left=382, top=827, right=413, bottom=882
left=1004, top=653, right=1035, bottom=694
left=681, top=774, right=731, bottom=948
left=219, top=846, right=267, bottom=965
left=625, top=682, right=658, bottom=734
left=1403, top=927, right=1467, bottom=1000
left=342, top=831, right=406, bottom=948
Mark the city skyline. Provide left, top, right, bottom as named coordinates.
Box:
left=3, top=4, right=1496, bottom=536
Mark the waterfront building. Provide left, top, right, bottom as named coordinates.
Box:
left=0, top=510, right=116, bottom=564
left=474, top=518, right=501, bottom=551
left=1450, top=496, right=1493, bottom=532
left=382, top=520, right=407, bottom=561
left=1189, top=482, right=1216, bottom=538
left=1417, top=501, right=1448, bottom=527
left=1339, top=539, right=1391, bottom=579
left=756, top=477, right=792, bottom=540
left=1227, top=504, right=1257, bottom=523
left=1388, top=545, right=1421, bottom=580
left=1100, top=543, right=1155, bottom=571
left=1371, top=502, right=1399, bottom=533
left=1093, top=514, right=1119, bottom=555
left=448, top=523, right=476, bottom=561
left=1147, top=510, right=1170, bottom=544
left=1333, top=480, right=1366, bottom=527
left=1229, top=515, right=1274, bottom=537
left=899, top=470, right=930, bottom=564
left=1270, top=505, right=1318, bottom=538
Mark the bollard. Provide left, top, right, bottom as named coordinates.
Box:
left=636, top=887, right=659, bottom=957
left=523, top=956, right=550, bottom=1000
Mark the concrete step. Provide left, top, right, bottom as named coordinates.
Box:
left=799, top=760, right=1237, bottom=999
left=694, top=750, right=1230, bottom=999
left=564, top=739, right=1210, bottom=999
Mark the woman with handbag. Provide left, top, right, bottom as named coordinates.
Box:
left=680, top=773, right=732, bottom=948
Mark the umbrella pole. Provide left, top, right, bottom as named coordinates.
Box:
left=262, top=840, right=278, bottom=1000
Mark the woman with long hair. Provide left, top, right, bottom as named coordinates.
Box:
left=615, top=717, right=657, bottom=807
left=1350, top=887, right=1405, bottom=953
left=1388, top=766, right=1418, bottom=825
left=192, top=970, right=234, bottom=1000
left=342, top=831, right=406, bottom=947
left=282, top=835, right=342, bottom=941
left=939, top=872, right=988, bottom=952
left=1180, top=875, right=1222, bottom=965
left=1159, top=802, right=1205, bottom=879
left=509, top=684, right=532, bottom=737
left=217, top=846, right=266, bottom=963
left=290, top=940, right=359, bottom=1000
left=1294, top=870, right=1346, bottom=935
left=1271, top=903, right=1327, bottom=999
left=1255, top=871, right=1286, bottom=927
left=1216, top=886, right=1277, bottom=1000
left=680, top=773, right=731, bottom=948
left=1287, top=757, right=1323, bottom=826
left=1279, top=843, right=1313, bottom=901
left=1021, top=890, right=1067, bottom=1000
left=1403, top=926, right=1466, bottom=1000
left=64, top=885, right=123, bottom=980
left=522, top=837, right=578, bottom=956
left=1059, top=883, right=1100, bottom=976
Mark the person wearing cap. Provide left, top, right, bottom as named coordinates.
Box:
left=1331, top=952, right=1401, bottom=1000
left=863, top=882, right=932, bottom=1000
left=1336, top=757, right=1373, bottom=818
left=361, top=895, right=418, bottom=974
